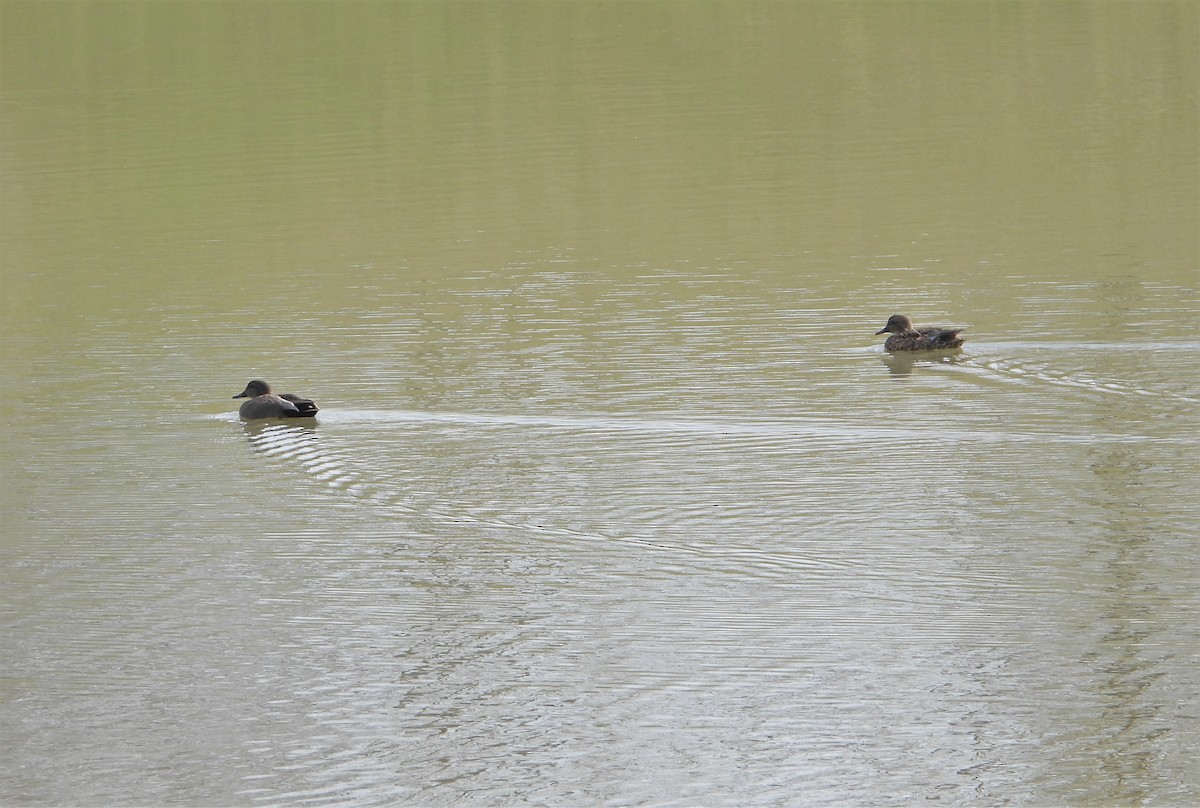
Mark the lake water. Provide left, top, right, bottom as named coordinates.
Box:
left=2, top=2, right=1197, bottom=805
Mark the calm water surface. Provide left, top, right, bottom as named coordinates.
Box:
left=2, top=2, right=1198, bottom=806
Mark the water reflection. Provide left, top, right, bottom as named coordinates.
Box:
left=878, top=350, right=965, bottom=377
left=1054, top=442, right=1177, bottom=805
left=242, top=420, right=319, bottom=451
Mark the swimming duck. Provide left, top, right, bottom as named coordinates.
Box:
left=233, top=380, right=319, bottom=419
left=874, top=314, right=965, bottom=351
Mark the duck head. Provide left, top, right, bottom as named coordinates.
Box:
left=875, top=314, right=915, bottom=335
left=234, top=379, right=272, bottom=399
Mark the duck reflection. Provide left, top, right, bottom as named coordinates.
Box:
left=879, top=351, right=965, bottom=377
left=240, top=419, right=320, bottom=457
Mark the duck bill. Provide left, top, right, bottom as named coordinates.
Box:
left=875, top=328, right=889, bottom=335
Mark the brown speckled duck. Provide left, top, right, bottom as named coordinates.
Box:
left=233, top=380, right=319, bottom=419
left=875, top=314, right=965, bottom=351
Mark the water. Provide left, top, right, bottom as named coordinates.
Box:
left=2, top=2, right=1198, bottom=805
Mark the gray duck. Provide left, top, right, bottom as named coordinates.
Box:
left=233, top=380, right=319, bottom=419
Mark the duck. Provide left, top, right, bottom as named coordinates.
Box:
left=232, top=380, right=319, bottom=419
left=874, top=314, right=965, bottom=351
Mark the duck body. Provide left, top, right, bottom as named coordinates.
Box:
left=875, top=314, right=965, bottom=351
left=233, top=380, right=319, bottom=419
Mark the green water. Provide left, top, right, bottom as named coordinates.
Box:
left=2, top=2, right=1197, bottom=805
